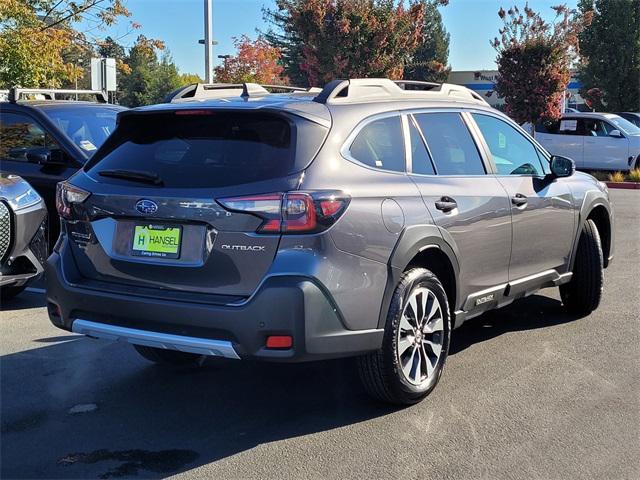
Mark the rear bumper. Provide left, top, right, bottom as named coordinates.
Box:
left=46, top=249, right=383, bottom=362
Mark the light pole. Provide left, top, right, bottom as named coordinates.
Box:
left=204, top=0, right=213, bottom=83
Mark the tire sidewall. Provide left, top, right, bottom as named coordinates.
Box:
left=384, top=268, right=451, bottom=400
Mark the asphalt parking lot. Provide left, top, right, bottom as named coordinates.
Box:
left=1, top=189, right=638, bottom=479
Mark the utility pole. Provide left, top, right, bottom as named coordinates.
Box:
left=204, top=0, right=213, bottom=83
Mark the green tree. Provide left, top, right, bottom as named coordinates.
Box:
left=491, top=4, right=592, bottom=133
left=578, top=0, right=640, bottom=111
left=179, top=73, right=203, bottom=85
left=0, top=0, right=131, bottom=88
left=404, top=0, right=450, bottom=82
left=118, top=36, right=193, bottom=106
left=150, top=55, right=182, bottom=103
left=263, top=0, right=427, bottom=87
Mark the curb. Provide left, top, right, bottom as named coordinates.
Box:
left=605, top=182, right=640, bottom=190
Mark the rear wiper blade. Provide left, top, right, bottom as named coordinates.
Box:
left=98, top=169, right=164, bottom=186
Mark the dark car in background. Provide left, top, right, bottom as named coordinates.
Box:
left=0, top=88, right=126, bottom=246
left=615, top=112, right=640, bottom=128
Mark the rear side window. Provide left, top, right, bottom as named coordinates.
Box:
left=472, top=113, right=545, bottom=176
left=348, top=116, right=405, bottom=172
left=86, top=112, right=301, bottom=188
left=414, top=113, right=485, bottom=175
left=0, top=112, right=59, bottom=161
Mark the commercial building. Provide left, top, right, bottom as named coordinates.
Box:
left=448, top=70, right=586, bottom=111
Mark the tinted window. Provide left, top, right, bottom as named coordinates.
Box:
left=608, top=115, right=640, bottom=135
left=349, top=116, right=405, bottom=172
left=43, top=105, right=123, bottom=155
left=409, top=117, right=435, bottom=175
left=473, top=114, right=545, bottom=176
left=582, top=119, right=614, bottom=137
left=539, top=118, right=585, bottom=136
left=0, top=112, right=59, bottom=161
left=535, top=120, right=560, bottom=134
left=87, top=112, right=297, bottom=188
left=616, top=113, right=640, bottom=128
left=414, top=113, right=485, bottom=175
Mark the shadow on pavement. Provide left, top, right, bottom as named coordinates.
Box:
left=0, top=290, right=47, bottom=311
left=450, top=294, right=583, bottom=355
left=1, top=292, right=585, bottom=478
left=0, top=337, right=396, bottom=479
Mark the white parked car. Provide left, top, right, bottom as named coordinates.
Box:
left=534, top=113, right=640, bottom=171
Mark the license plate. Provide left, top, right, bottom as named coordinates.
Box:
left=131, top=224, right=182, bottom=259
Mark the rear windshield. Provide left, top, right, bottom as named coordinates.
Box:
left=43, top=105, right=124, bottom=155
left=86, top=112, right=297, bottom=188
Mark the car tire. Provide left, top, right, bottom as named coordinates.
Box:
left=0, top=285, right=27, bottom=301
left=560, top=219, right=603, bottom=315
left=357, top=268, right=451, bottom=405
left=133, top=345, right=205, bottom=367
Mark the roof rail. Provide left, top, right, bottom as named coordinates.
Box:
left=165, top=83, right=318, bottom=103
left=313, top=78, right=489, bottom=106
left=8, top=87, right=107, bottom=103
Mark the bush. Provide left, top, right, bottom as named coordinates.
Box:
left=627, top=169, right=640, bottom=183
left=608, top=171, right=625, bottom=183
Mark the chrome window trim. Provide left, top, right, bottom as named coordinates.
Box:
left=401, top=114, right=412, bottom=173
left=340, top=111, right=408, bottom=175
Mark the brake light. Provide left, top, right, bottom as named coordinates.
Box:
left=56, top=182, right=90, bottom=219
left=217, top=191, right=350, bottom=234
left=174, top=109, right=214, bottom=116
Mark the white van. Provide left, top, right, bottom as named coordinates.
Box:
left=534, top=112, right=640, bottom=171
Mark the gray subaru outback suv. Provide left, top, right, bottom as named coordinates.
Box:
left=46, top=79, right=614, bottom=405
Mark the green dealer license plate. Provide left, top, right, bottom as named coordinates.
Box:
left=131, top=224, right=182, bottom=259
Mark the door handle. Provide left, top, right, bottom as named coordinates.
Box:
left=435, top=197, right=457, bottom=212
left=511, top=193, right=528, bottom=207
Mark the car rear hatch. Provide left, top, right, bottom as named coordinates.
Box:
left=61, top=107, right=329, bottom=301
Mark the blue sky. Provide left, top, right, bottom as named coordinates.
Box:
left=96, top=0, right=579, bottom=78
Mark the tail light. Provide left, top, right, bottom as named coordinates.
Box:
left=56, top=182, right=90, bottom=219
left=217, top=191, right=350, bottom=234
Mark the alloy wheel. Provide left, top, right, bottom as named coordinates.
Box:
left=397, top=286, right=444, bottom=386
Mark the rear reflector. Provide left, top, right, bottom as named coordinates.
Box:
left=266, top=335, right=293, bottom=349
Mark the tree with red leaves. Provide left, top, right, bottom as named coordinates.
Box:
left=491, top=3, right=592, bottom=134
left=264, top=0, right=427, bottom=87
left=214, top=35, right=288, bottom=84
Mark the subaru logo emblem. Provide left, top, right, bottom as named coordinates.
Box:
left=136, top=199, right=158, bottom=215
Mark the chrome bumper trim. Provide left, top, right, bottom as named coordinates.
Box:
left=72, top=319, right=241, bottom=359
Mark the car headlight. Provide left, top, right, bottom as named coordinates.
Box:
left=7, top=187, right=42, bottom=211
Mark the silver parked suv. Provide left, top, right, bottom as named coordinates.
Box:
left=46, top=79, right=614, bottom=404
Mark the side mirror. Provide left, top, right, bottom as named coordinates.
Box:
left=25, top=148, right=66, bottom=166
left=550, top=155, right=575, bottom=178
left=609, top=129, right=624, bottom=138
